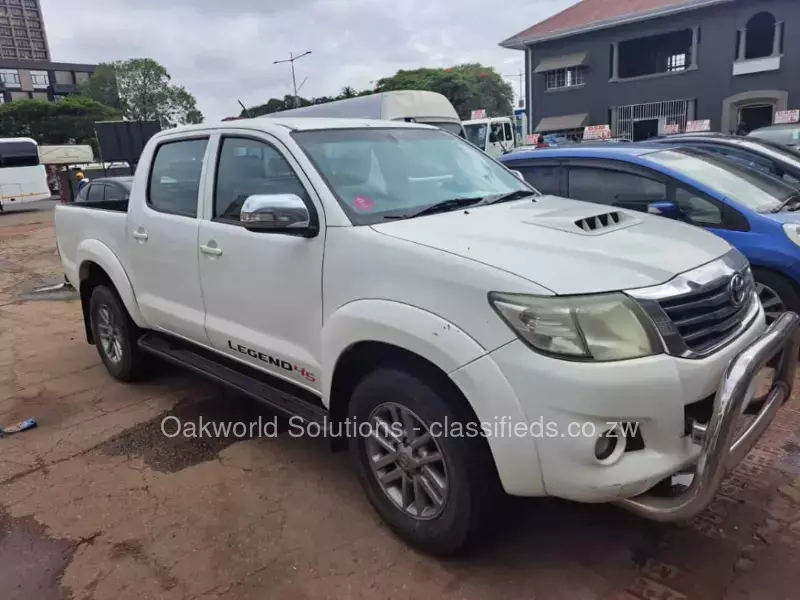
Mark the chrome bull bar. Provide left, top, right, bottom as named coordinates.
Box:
left=618, top=311, right=800, bottom=522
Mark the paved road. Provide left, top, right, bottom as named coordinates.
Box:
left=2, top=205, right=800, bottom=599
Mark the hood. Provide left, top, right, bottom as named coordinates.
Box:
left=371, top=196, right=732, bottom=295
left=762, top=210, right=800, bottom=225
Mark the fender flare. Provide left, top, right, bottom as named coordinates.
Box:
left=76, top=239, right=147, bottom=327
left=321, top=300, right=487, bottom=402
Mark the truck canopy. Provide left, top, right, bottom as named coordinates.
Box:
left=262, top=91, right=462, bottom=132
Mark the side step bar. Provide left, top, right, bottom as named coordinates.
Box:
left=138, top=333, right=329, bottom=425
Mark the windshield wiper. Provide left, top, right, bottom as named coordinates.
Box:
left=401, top=197, right=485, bottom=219
left=477, top=190, right=538, bottom=206
left=771, top=194, right=800, bottom=213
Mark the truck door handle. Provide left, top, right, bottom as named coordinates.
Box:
left=132, top=229, right=148, bottom=241
left=200, top=244, right=223, bottom=257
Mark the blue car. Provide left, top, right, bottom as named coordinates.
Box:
left=499, top=145, right=800, bottom=319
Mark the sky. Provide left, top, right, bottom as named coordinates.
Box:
left=40, top=0, right=579, bottom=120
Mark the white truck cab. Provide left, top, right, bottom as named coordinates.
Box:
left=55, top=117, right=800, bottom=555
left=463, top=117, right=519, bottom=157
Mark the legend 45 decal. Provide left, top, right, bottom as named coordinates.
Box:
left=227, top=340, right=317, bottom=383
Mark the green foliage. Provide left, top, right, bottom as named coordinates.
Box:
left=81, top=58, right=203, bottom=127
left=376, top=64, right=514, bottom=119
left=0, top=97, right=121, bottom=149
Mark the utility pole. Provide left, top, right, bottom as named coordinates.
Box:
left=503, top=69, right=525, bottom=107
left=274, top=50, right=312, bottom=108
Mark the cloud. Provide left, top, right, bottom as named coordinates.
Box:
left=40, top=0, right=577, bottom=119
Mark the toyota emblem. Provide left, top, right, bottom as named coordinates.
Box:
left=729, top=274, right=747, bottom=307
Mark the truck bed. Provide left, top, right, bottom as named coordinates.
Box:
left=54, top=203, right=130, bottom=287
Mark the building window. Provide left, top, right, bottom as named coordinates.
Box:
left=545, top=66, right=585, bottom=90
left=30, top=70, right=48, bottom=87
left=745, top=12, right=777, bottom=59
left=667, top=53, right=687, bottom=71
left=619, top=29, right=693, bottom=78
left=32, top=50, right=45, bottom=59
left=54, top=70, right=73, bottom=85
left=0, top=68, right=19, bottom=85
left=9, top=90, right=29, bottom=100
left=74, top=72, right=90, bottom=85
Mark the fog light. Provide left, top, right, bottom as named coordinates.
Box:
left=594, top=430, right=618, bottom=461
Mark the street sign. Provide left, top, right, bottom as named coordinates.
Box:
left=470, top=109, right=487, bottom=120
left=662, top=124, right=681, bottom=135
left=686, top=119, right=712, bottom=132
left=583, top=125, right=611, bottom=140
left=526, top=134, right=540, bottom=145
left=775, top=110, right=800, bottom=125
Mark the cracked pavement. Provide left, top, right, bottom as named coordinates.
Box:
left=3, top=201, right=800, bottom=599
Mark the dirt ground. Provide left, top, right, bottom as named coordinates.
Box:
left=3, top=202, right=800, bottom=600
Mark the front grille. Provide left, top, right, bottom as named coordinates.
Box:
left=657, top=273, right=755, bottom=354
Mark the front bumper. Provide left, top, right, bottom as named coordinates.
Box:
left=617, top=311, right=800, bottom=521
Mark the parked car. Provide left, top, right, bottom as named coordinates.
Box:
left=649, top=133, right=800, bottom=186
left=55, top=118, right=799, bottom=554
left=499, top=145, right=800, bottom=320
left=75, top=176, right=133, bottom=205
left=749, top=124, right=800, bottom=150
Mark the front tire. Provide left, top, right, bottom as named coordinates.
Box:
left=348, top=366, right=498, bottom=555
left=89, top=285, right=147, bottom=381
left=753, top=268, right=800, bottom=323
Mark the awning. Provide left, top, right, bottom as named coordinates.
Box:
left=533, top=52, right=588, bottom=74
left=535, top=113, right=590, bottom=133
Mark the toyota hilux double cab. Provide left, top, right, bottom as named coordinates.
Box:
left=55, top=117, right=800, bottom=555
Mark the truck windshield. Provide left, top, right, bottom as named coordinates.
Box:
left=427, top=121, right=466, bottom=138
left=647, top=148, right=797, bottom=212
left=464, top=123, right=488, bottom=149
left=292, top=127, right=533, bottom=225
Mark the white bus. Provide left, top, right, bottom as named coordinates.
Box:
left=0, top=138, right=51, bottom=212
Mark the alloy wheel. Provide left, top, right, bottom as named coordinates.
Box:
left=365, top=402, right=449, bottom=520
left=756, top=282, right=786, bottom=323
left=96, top=304, right=124, bottom=364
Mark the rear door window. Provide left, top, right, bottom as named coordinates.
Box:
left=148, top=138, right=209, bottom=218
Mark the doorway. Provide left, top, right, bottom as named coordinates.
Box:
left=633, top=119, right=660, bottom=141
left=738, top=104, right=774, bottom=132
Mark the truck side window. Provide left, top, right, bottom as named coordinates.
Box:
left=148, top=138, right=208, bottom=218
left=568, top=167, right=666, bottom=208
left=503, top=123, right=514, bottom=143
left=214, top=137, right=308, bottom=222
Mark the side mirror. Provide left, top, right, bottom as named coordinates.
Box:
left=647, top=201, right=681, bottom=220
left=489, top=132, right=499, bottom=143
left=511, top=170, right=525, bottom=182
left=240, top=194, right=315, bottom=235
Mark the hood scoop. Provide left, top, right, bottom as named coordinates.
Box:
left=575, top=211, right=634, bottom=234
left=520, top=202, right=642, bottom=236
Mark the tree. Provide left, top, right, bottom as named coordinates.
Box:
left=0, top=97, right=121, bottom=148
left=81, top=59, right=203, bottom=127
left=375, top=64, right=514, bottom=120
left=77, top=64, right=120, bottom=109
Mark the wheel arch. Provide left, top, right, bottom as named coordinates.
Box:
left=77, top=240, right=146, bottom=342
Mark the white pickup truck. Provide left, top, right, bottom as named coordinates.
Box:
left=55, top=117, right=800, bottom=555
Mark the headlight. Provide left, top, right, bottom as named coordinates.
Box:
left=783, top=223, right=800, bottom=248
left=489, top=292, right=662, bottom=361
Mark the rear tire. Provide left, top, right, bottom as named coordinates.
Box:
left=347, top=365, right=499, bottom=555
left=753, top=268, right=800, bottom=323
left=88, top=285, right=147, bottom=382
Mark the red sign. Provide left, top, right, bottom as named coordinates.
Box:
left=686, top=119, right=711, bottom=132
left=662, top=124, right=681, bottom=135
left=583, top=125, right=611, bottom=140
left=775, top=110, right=800, bottom=125
left=470, top=109, right=487, bottom=120
left=526, top=134, right=540, bottom=145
